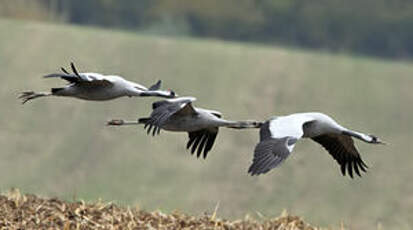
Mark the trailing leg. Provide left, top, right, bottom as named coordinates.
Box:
left=18, top=91, right=52, bottom=104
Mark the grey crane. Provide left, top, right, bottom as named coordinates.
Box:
left=248, top=112, right=384, bottom=178
left=107, top=96, right=262, bottom=158
left=19, top=62, right=176, bottom=104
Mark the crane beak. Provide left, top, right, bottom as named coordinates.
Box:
left=376, top=138, right=387, bottom=145
left=378, top=140, right=387, bottom=145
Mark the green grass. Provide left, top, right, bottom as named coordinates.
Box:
left=0, top=18, right=412, bottom=229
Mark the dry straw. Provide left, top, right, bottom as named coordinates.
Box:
left=0, top=189, right=334, bottom=230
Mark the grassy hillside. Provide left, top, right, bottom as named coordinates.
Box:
left=0, top=19, right=412, bottom=229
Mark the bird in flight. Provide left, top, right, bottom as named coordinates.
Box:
left=248, top=112, right=385, bottom=178
left=19, top=62, right=176, bottom=104
left=107, top=96, right=262, bottom=158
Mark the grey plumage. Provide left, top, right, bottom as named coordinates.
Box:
left=19, top=62, right=176, bottom=104
left=248, top=121, right=296, bottom=175
left=248, top=112, right=383, bottom=178
left=248, top=137, right=293, bottom=175
left=142, top=98, right=195, bottom=134
left=134, top=97, right=262, bottom=158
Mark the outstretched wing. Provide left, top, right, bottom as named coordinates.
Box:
left=248, top=137, right=297, bottom=175
left=186, top=128, right=218, bottom=159
left=44, top=62, right=113, bottom=87
left=311, top=134, right=368, bottom=178
left=248, top=116, right=313, bottom=176
left=142, top=97, right=197, bottom=136
left=78, top=73, right=114, bottom=87
left=43, top=73, right=81, bottom=83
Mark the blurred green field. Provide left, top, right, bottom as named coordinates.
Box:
left=0, top=18, right=412, bottom=229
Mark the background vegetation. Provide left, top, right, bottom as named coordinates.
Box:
left=2, top=0, right=413, bottom=58
left=0, top=18, right=412, bottom=229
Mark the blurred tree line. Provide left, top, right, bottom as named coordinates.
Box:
left=2, top=0, right=413, bottom=58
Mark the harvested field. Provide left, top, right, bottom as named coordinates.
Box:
left=0, top=189, right=327, bottom=230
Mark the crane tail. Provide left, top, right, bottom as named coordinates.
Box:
left=148, top=80, right=162, bottom=91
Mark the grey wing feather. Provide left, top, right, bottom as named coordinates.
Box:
left=80, top=79, right=114, bottom=87
left=259, top=120, right=272, bottom=141
left=142, top=100, right=196, bottom=135
left=248, top=137, right=294, bottom=176
left=174, top=103, right=196, bottom=116
left=152, top=97, right=193, bottom=109
left=152, top=100, right=169, bottom=109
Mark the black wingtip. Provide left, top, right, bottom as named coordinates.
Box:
left=186, top=138, right=195, bottom=150
left=152, top=126, right=157, bottom=136
left=146, top=124, right=153, bottom=135
left=141, top=120, right=162, bottom=136
left=247, top=161, right=263, bottom=176
left=191, top=136, right=202, bottom=156
left=43, top=73, right=60, bottom=78
left=247, top=167, right=254, bottom=176
left=348, top=162, right=354, bottom=178
left=61, top=67, right=70, bottom=74
left=340, top=160, right=368, bottom=178
left=196, top=136, right=207, bottom=158
left=71, top=62, right=80, bottom=76
left=247, top=166, right=261, bottom=176
left=203, top=148, right=209, bottom=159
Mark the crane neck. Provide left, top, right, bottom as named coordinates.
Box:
left=139, top=90, right=175, bottom=98
left=342, top=130, right=373, bottom=143
left=224, top=120, right=263, bottom=129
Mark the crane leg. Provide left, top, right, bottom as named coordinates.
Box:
left=18, top=91, right=52, bottom=104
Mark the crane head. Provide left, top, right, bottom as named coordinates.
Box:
left=369, top=135, right=386, bottom=145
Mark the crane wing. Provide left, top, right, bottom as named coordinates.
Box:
left=248, top=137, right=296, bottom=175
left=311, top=134, right=368, bottom=178
left=44, top=72, right=113, bottom=87
left=43, top=73, right=81, bottom=83
left=186, top=127, right=219, bottom=159
left=248, top=116, right=313, bottom=176
left=44, top=62, right=114, bottom=87
left=141, top=97, right=197, bottom=136
left=77, top=73, right=114, bottom=87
